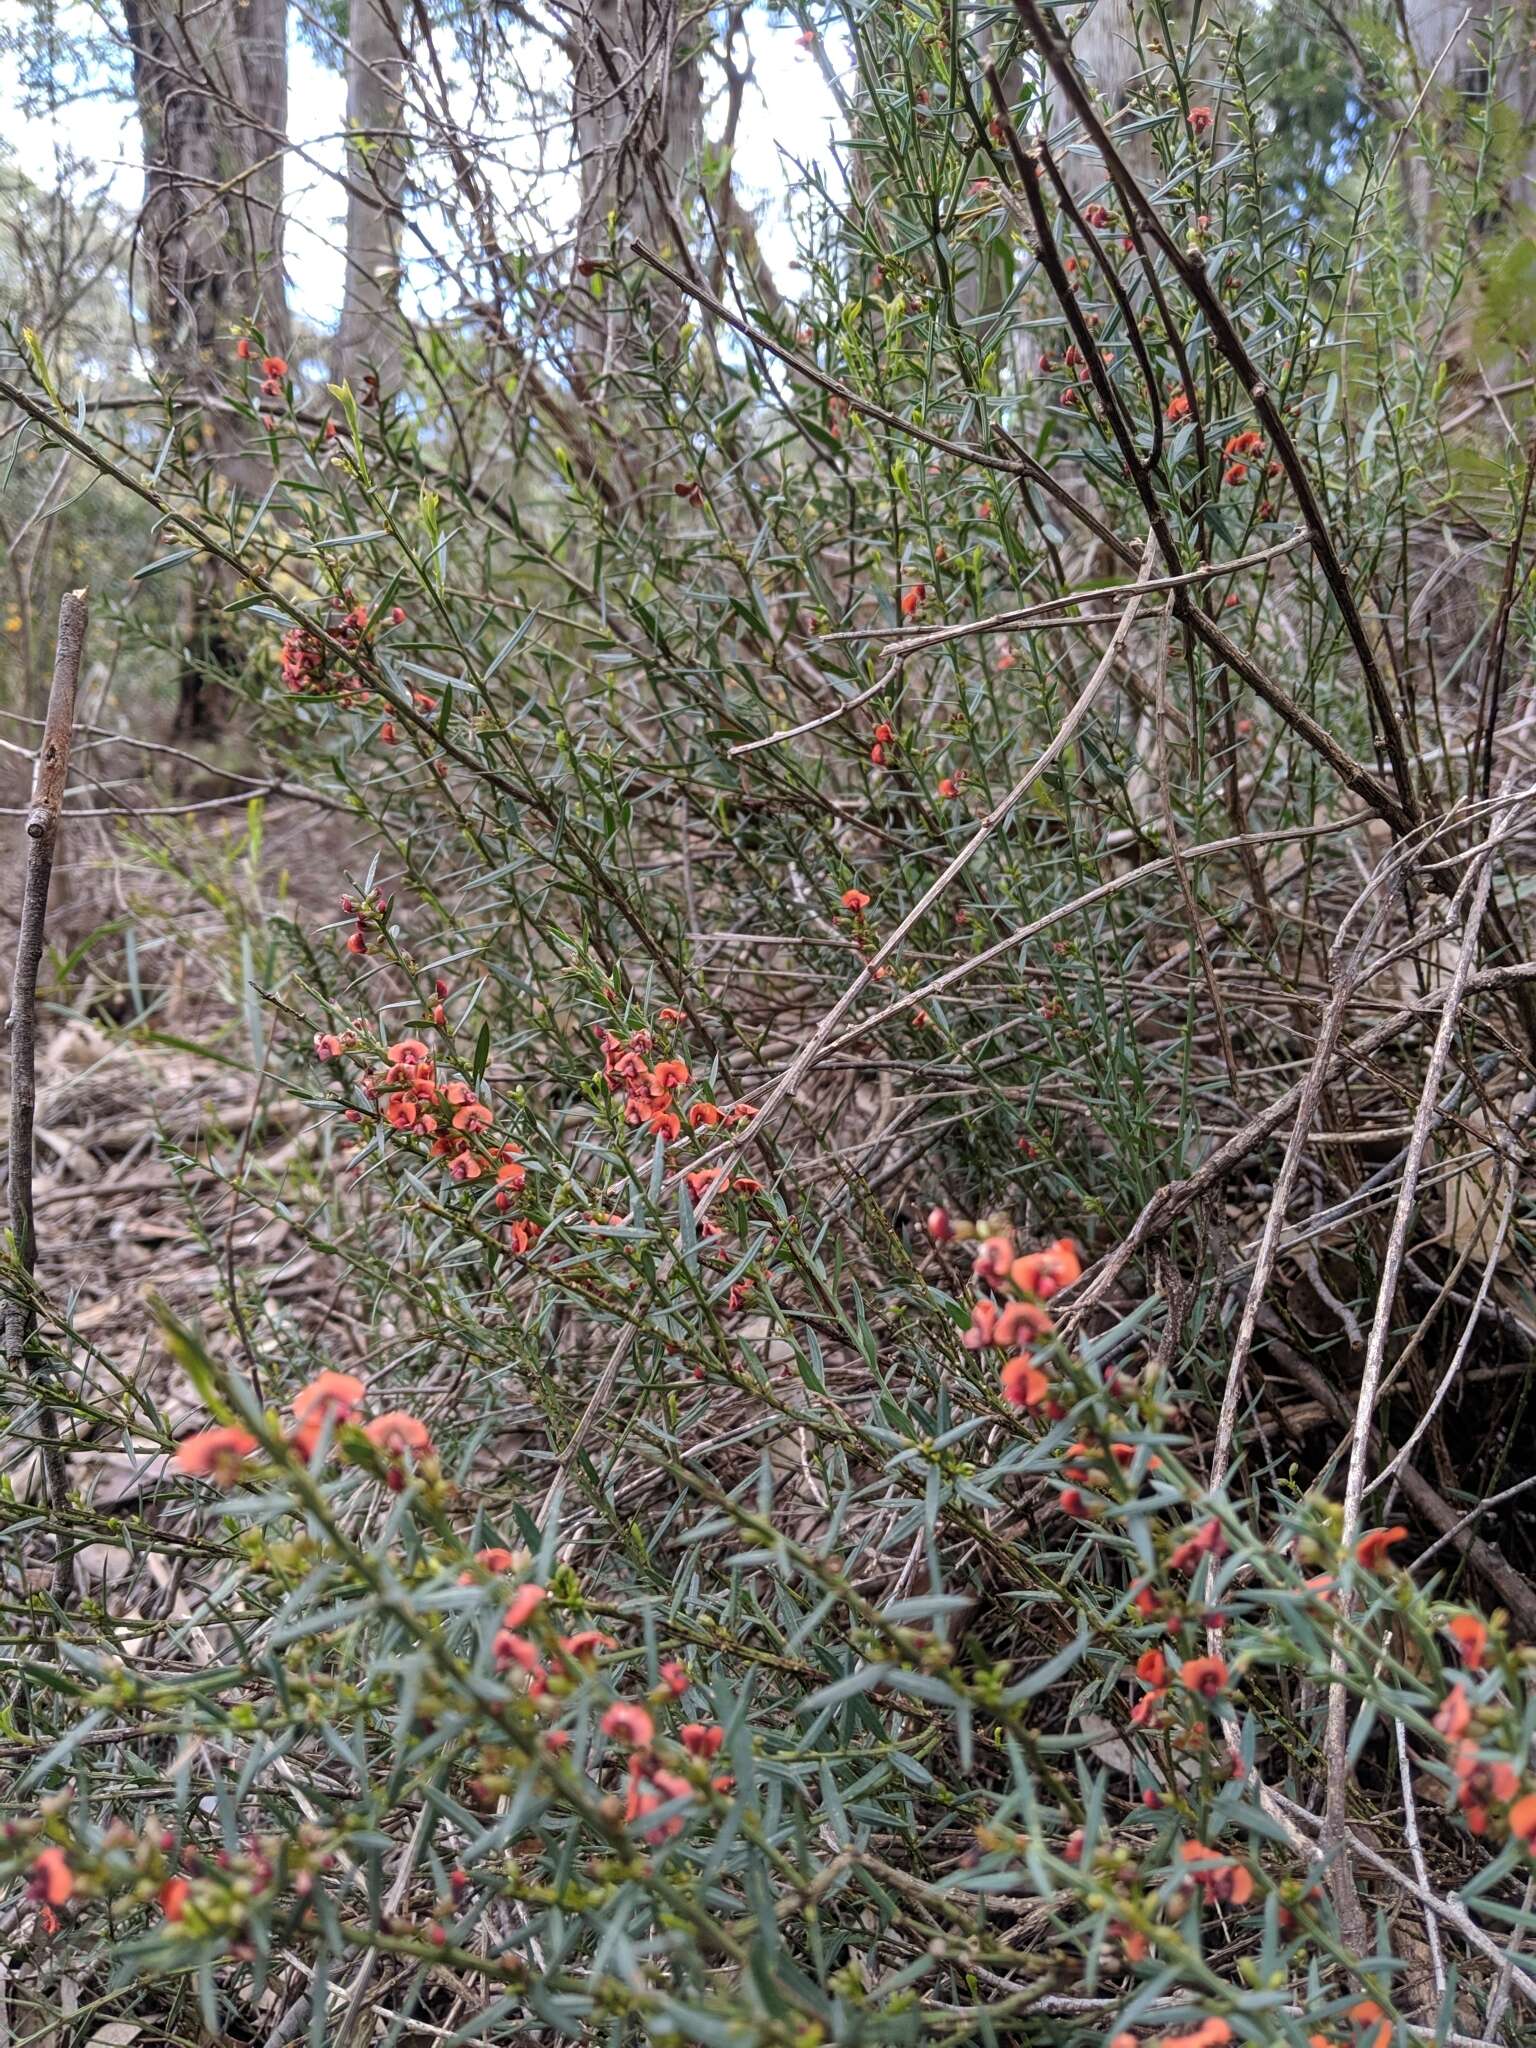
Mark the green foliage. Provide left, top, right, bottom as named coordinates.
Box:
left=4, top=0, right=1536, bottom=2042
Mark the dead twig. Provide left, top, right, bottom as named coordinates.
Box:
left=4, top=588, right=87, bottom=1600
left=1324, top=826, right=1512, bottom=1942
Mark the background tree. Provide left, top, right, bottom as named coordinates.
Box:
left=123, top=0, right=289, bottom=731
left=6, top=0, right=1536, bottom=2040
left=337, top=0, right=408, bottom=389
left=570, top=0, right=704, bottom=387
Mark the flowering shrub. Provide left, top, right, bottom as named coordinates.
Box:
left=6, top=0, right=1536, bottom=2039
left=9, top=1232, right=1536, bottom=2043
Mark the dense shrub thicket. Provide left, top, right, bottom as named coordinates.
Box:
left=5, top=1, right=1536, bottom=2043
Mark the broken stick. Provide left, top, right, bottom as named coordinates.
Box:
left=5, top=587, right=87, bottom=1593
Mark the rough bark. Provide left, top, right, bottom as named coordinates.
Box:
left=122, top=0, right=289, bottom=731
left=337, top=0, right=408, bottom=390
left=1051, top=0, right=1192, bottom=185
left=1403, top=0, right=1536, bottom=211
left=124, top=0, right=289, bottom=384
left=571, top=0, right=702, bottom=389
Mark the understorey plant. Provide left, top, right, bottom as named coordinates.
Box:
left=5, top=0, right=1536, bottom=2039
left=7, top=1191, right=1535, bottom=2045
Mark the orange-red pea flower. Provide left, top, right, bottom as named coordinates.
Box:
left=973, top=1234, right=1014, bottom=1284
left=290, top=1370, right=366, bottom=1451
left=363, top=1411, right=433, bottom=1460
left=996, top=1299, right=1054, bottom=1352
left=659, top=1660, right=690, bottom=1695
left=1129, top=1686, right=1168, bottom=1729
left=159, top=1876, right=191, bottom=1922
left=842, top=888, right=871, bottom=912
left=689, top=1101, right=723, bottom=1129
left=559, top=1630, right=617, bottom=1664
left=1451, top=1741, right=1519, bottom=1832
left=236, top=336, right=253, bottom=360
left=1166, top=391, right=1191, bottom=422
left=29, top=1847, right=74, bottom=1908
left=900, top=583, right=926, bottom=618
left=1136, top=1647, right=1169, bottom=1689
left=1187, top=105, right=1214, bottom=134
left=937, top=775, right=959, bottom=799
left=1010, top=1238, right=1082, bottom=1299
left=461, top=1546, right=516, bottom=1582
left=502, top=1583, right=546, bottom=1630
left=493, top=1630, right=545, bottom=1684
left=602, top=1701, right=655, bottom=1747
left=1179, top=1841, right=1253, bottom=1905
left=680, top=1721, right=726, bottom=1758
left=1179, top=1654, right=1229, bottom=1699
left=625, top=1763, right=693, bottom=1842
left=963, top=1298, right=1000, bottom=1350
left=1162, top=2023, right=1233, bottom=2048
left=1434, top=1684, right=1473, bottom=1740
left=1343, top=2002, right=1390, bottom=2048
left=1000, top=1354, right=1051, bottom=1409
left=1168, top=1517, right=1228, bottom=1572
left=1509, top=1792, right=1536, bottom=1854
left=1446, top=1613, right=1489, bottom=1668
left=175, top=1426, right=260, bottom=1485
left=1355, top=1525, right=1407, bottom=1571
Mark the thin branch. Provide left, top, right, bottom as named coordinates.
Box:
left=4, top=589, right=88, bottom=1600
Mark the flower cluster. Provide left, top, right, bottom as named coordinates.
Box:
left=278, top=598, right=404, bottom=704
left=1220, top=426, right=1266, bottom=485
left=595, top=1025, right=752, bottom=1145
left=328, top=887, right=395, bottom=958
left=941, top=1221, right=1082, bottom=1414
left=1433, top=1667, right=1536, bottom=1848
left=234, top=335, right=288, bottom=400
left=597, top=1696, right=733, bottom=1845
left=18, top=1806, right=310, bottom=1944
left=360, top=1035, right=527, bottom=1196
left=175, top=1371, right=436, bottom=1492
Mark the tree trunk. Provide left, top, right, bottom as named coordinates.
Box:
left=1053, top=0, right=1194, bottom=184
left=124, top=0, right=288, bottom=392
left=122, top=0, right=289, bottom=733
left=570, top=0, right=702, bottom=392
left=337, top=0, right=408, bottom=392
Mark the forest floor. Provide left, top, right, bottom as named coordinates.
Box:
left=0, top=770, right=366, bottom=1572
